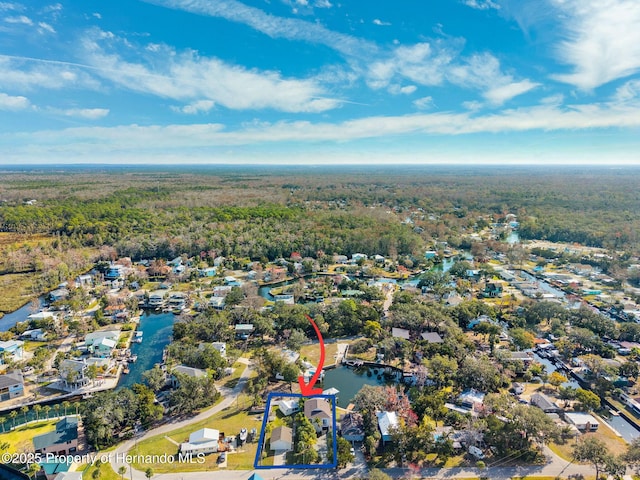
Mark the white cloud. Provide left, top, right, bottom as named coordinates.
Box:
left=55, top=107, right=109, bottom=119
left=388, top=84, right=417, bottom=95
left=413, top=96, right=434, bottom=110
left=145, top=0, right=376, bottom=59
left=4, top=14, right=32, bottom=25
left=372, top=19, right=391, bottom=26
left=0, top=55, right=100, bottom=91
left=37, top=21, right=55, bottom=34
left=7, top=97, right=640, bottom=158
left=172, top=99, right=216, bottom=114
left=92, top=12, right=101, bottom=19
left=613, top=79, right=640, bottom=103
left=550, top=0, right=640, bottom=89
left=462, top=0, right=500, bottom=10
left=0, top=91, right=29, bottom=110
left=80, top=29, right=340, bottom=113
left=483, top=79, right=539, bottom=105
left=0, top=2, right=22, bottom=11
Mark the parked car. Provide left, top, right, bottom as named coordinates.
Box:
left=217, top=452, right=226, bottom=464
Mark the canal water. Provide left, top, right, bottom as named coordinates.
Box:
left=322, top=365, right=392, bottom=408
left=0, top=297, right=46, bottom=332
left=117, top=311, right=175, bottom=389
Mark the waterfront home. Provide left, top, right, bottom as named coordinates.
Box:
left=198, top=267, right=217, bottom=277
left=49, top=288, right=69, bottom=302
left=564, top=412, right=599, bottom=432
left=276, top=399, right=299, bottom=416
left=85, top=330, right=120, bottom=347
left=304, top=398, right=332, bottom=433
left=376, top=411, right=399, bottom=444
left=341, top=412, right=364, bottom=442
left=171, top=365, right=207, bottom=387
left=0, top=370, right=24, bottom=401
left=20, top=328, right=48, bottom=341
left=270, top=426, right=293, bottom=451
left=59, top=359, right=91, bottom=390
left=273, top=294, right=295, bottom=305
left=33, top=416, right=79, bottom=455
left=148, top=290, right=167, bottom=308
left=180, top=428, right=220, bottom=455
left=0, top=340, right=24, bottom=363
left=208, top=296, right=225, bottom=310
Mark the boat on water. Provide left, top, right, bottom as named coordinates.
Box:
left=133, top=331, right=143, bottom=343
left=123, top=367, right=130, bottom=374
left=128, top=355, right=138, bottom=363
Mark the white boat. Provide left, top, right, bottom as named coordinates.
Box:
left=239, top=428, right=248, bottom=442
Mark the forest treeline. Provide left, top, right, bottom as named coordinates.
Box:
left=0, top=167, right=639, bottom=261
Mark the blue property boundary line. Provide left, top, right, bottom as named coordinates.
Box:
left=253, top=392, right=338, bottom=470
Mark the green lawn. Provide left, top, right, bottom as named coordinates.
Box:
left=83, top=462, right=120, bottom=480
left=299, top=342, right=339, bottom=366
left=0, top=420, right=57, bottom=454
left=220, top=361, right=245, bottom=389
left=128, top=394, right=259, bottom=472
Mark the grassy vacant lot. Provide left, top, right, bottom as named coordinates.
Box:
left=0, top=420, right=56, bottom=453
left=549, top=420, right=628, bottom=461
left=128, top=394, right=260, bottom=472
left=299, top=341, right=339, bottom=366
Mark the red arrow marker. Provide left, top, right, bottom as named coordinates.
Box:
left=298, top=314, right=325, bottom=396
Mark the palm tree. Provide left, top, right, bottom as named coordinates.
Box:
left=33, top=405, right=42, bottom=421
left=43, top=405, right=51, bottom=420
left=117, top=466, right=127, bottom=480
left=0, top=441, right=10, bottom=452
left=62, top=401, right=71, bottom=416
left=20, top=406, right=29, bottom=424
left=27, top=462, right=40, bottom=480
left=0, top=416, right=5, bottom=433
left=9, top=410, right=17, bottom=429
left=144, top=468, right=153, bottom=480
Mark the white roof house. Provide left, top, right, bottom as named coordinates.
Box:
left=377, top=411, right=399, bottom=443
left=211, top=342, right=226, bottom=357
left=391, top=327, right=411, bottom=340
left=180, top=428, right=220, bottom=454
left=565, top=412, right=600, bottom=432
left=277, top=399, right=299, bottom=416
left=84, top=331, right=120, bottom=346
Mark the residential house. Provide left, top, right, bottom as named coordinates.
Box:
left=304, top=398, right=332, bottom=433
left=351, top=253, right=367, bottom=262
left=332, top=255, right=348, bottom=264
left=235, top=324, right=254, bottom=340
left=212, top=286, right=232, bottom=297
left=54, top=472, right=83, bottom=480
left=198, top=267, right=217, bottom=277
left=273, top=294, right=295, bottom=305
left=458, top=389, right=486, bottom=413
left=270, top=426, right=293, bottom=451
left=147, top=290, right=167, bottom=309
left=483, top=283, right=503, bottom=298
left=377, top=411, right=399, bottom=444
left=531, top=393, right=561, bottom=413
left=105, top=264, right=126, bottom=280
left=20, top=328, right=48, bottom=341
left=420, top=332, right=444, bottom=344
left=180, top=428, right=220, bottom=455
left=85, top=330, right=120, bottom=347
left=59, top=359, right=90, bottom=390
left=211, top=342, right=226, bottom=358
left=391, top=327, right=411, bottom=341
left=508, top=351, right=534, bottom=365
left=49, top=288, right=69, bottom=302
left=40, top=462, right=70, bottom=480
left=0, top=370, right=24, bottom=401
left=341, top=412, right=364, bottom=442
left=171, top=365, right=207, bottom=387
left=27, top=311, right=60, bottom=327
left=208, top=296, right=225, bottom=310
left=0, top=340, right=24, bottom=363
left=276, top=399, right=299, bottom=416
left=564, top=412, right=599, bottom=432
left=33, top=417, right=79, bottom=455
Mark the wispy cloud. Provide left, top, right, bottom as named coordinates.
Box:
left=0, top=2, right=23, bottom=11
left=462, top=0, right=500, bottom=10
left=4, top=14, right=32, bottom=25
left=0, top=55, right=100, bottom=91
left=0, top=91, right=29, bottom=110
left=144, top=0, right=376, bottom=59
left=413, top=96, right=434, bottom=110
left=53, top=107, right=109, bottom=119
left=549, top=0, right=640, bottom=89
left=372, top=19, right=391, bottom=26
left=80, top=29, right=341, bottom=113
left=37, top=21, right=55, bottom=34
left=6, top=97, right=640, bottom=157
left=483, top=80, right=539, bottom=105
left=172, top=99, right=216, bottom=114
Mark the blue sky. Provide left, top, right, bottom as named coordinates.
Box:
left=0, top=0, right=639, bottom=164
